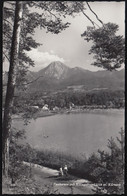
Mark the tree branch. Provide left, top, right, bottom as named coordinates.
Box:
left=3, top=7, right=14, bottom=12
left=31, top=2, right=60, bottom=21
left=86, top=2, right=103, bottom=25
left=3, top=18, right=13, bottom=27
left=18, top=75, right=44, bottom=86
left=3, top=30, right=12, bottom=39
left=3, top=52, right=10, bottom=61
left=5, top=1, right=15, bottom=6
left=3, top=75, right=44, bottom=87
left=76, top=2, right=100, bottom=28
left=44, top=4, right=60, bottom=20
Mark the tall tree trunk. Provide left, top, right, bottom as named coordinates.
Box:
left=2, top=1, right=23, bottom=177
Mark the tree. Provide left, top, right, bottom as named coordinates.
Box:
left=93, top=129, right=125, bottom=194
left=2, top=1, right=23, bottom=177
left=3, top=1, right=94, bottom=177
left=81, top=23, right=125, bottom=71
left=3, top=1, right=122, bottom=178
left=9, top=127, right=26, bottom=183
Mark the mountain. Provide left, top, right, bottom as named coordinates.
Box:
left=3, top=61, right=125, bottom=92
left=26, top=61, right=124, bottom=92
left=36, top=61, right=70, bottom=80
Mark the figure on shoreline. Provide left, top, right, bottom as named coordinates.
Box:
left=59, top=166, right=64, bottom=176
left=63, top=165, right=68, bottom=176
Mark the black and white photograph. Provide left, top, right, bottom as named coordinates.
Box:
left=2, top=1, right=125, bottom=194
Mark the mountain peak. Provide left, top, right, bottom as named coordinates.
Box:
left=26, top=62, right=124, bottom=91
left=44, top=61, right=70, bottom=79
left=48, top=61, right=68, bottom=68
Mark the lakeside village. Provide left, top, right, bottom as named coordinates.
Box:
left=7, top=88, right=124, bottom=119
left=16, top=99, right=124, bottom=119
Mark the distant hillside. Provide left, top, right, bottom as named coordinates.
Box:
left=3, top=61, right=125, bottom=92
left=27, top=61, right=124, bottom=92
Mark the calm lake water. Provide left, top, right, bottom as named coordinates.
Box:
left=13, top=109, right=124, bottom=158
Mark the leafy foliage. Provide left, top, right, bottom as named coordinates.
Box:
left=13, top=90, right=124, bottom=113
left=81, top=23, right=125, bottom=70
left=2, top=2, right=87, bottom=177
left=89, top=129, right=124, bottom=194
left=8, top=125, right=124, bottom=194
left=3, top=1, right=86, bottom=89
left=3, top=2, right=124, bottom=189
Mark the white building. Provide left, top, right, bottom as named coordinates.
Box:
left=31, top=106, right=39, bottom=109
left=42, top=104, right=49, bottom=111
left=53, top=106, right=59, bottom=111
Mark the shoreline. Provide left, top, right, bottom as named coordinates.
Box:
left=12, top=107, right=124, bottom=120
left=36, top=107, right=124, bottom=119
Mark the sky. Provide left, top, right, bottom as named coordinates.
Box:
left=4, top=1, right=125, bottom=72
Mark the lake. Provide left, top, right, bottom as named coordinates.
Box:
left=13, top=109, right=124, bottom=158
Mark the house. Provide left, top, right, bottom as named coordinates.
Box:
left=29, top=106, right=39, bottom=111
left=53, top=106, right=59, bottom=111
left=31, top=106, right=39, bottom=109
left=69, top=102, right=75, bottom=110
left=42, top=104, right=49, bottom=111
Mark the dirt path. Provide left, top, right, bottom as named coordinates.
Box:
left=23, top=161, right=95, bottom=194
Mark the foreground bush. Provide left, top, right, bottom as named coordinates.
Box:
left=9, top=127, right=124, bottom=194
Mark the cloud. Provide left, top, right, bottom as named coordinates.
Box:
left=25, top=49, right=65, bottom=71
left=50, top=50, right=54, bottom=54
